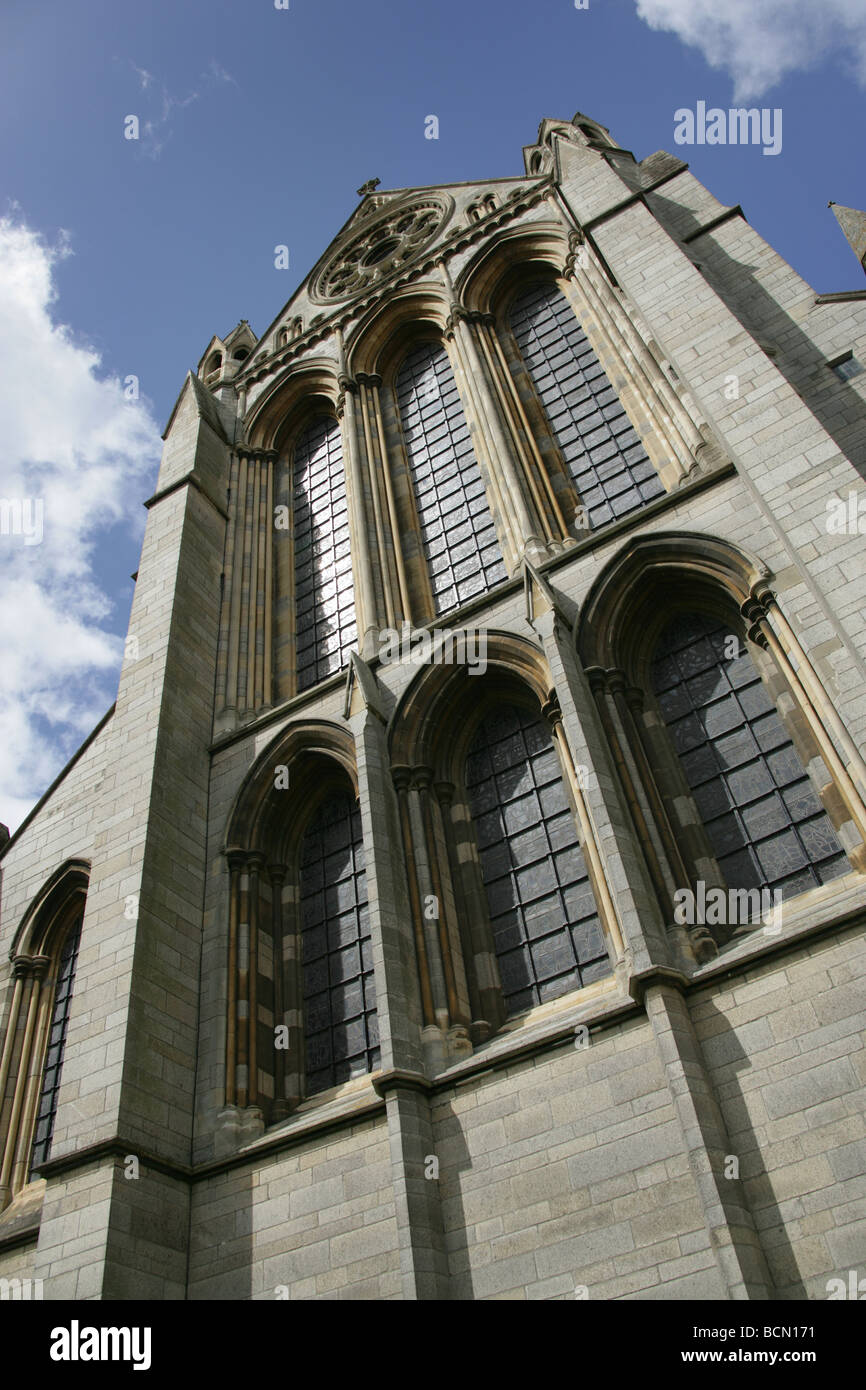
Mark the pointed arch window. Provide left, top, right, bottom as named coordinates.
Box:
left=0, top=869, right=87, bottom=1210
left=299, top=791, right=379, bottom=1095
left=29, top=913, right=82, bottom=1173
left=651, top=611, right=849, bottom=901
left=509, top=281, right=664, bottom=529
left=395, top=341, right=507, bottom=615
left=292, top=414, right=357, bottom=691
left=464, top=700, right=610, bottom=1015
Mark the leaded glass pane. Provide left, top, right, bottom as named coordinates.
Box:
left=465, top=702, right=610, bottom=1016
left=651, top=612, right=848, bottom=900
left=396, top=342, right=507, bottom=614
left=30, top=915, right=82, bottom=1174
left=293, top=416, right=357, bottom=692
left=509, top=282, right=664, bottom=529
left=300, top=793, right=378, bottom=1095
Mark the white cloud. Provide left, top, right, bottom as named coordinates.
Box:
left=0, top=215, right=162, bottom=832
left=635, top=0, right=866, bottom=100
left=127, top=59, right=237, bottom=159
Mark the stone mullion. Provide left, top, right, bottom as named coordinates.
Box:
left=483, top=318, right=571, bottom=544
left=429, top=782, right=473, bottom=1033
left=379, top=386, right=436, bottom=622
left=441, top=788, right=505, bottom=1039
left=336, top=330, right=380, bottom=657
left=613, top=675, right=718, bottom=964
left=435, top=782, right=482, bottom=1029
left=245, top=456, right=261, bottom=715
left=284, top=885, right=304, bottom=1109
left=392, top=769, right=436, bottom=1031
left=11, top=968, right=54, bottom=1193
left=744, top=594, right=866, bottom=862
left=453, top=309, right=546, bottom=564
left=263, top=453, right=274, bottom=710
left=268, top=866, right=288, bottom=1120
left=247, top=855, right=264, bottom=1110
left=224, top=453, right=246, bottom=727
left=442, top=316, right=518, bottom=573
left=586, top=668, right=677, bottom=908
left=273, top=453, right=295, bottom=707
left=476, top=317, right=556, bottom=548
left=224, top=857, right=242, bottom=1109
left=544, top=701, right=626, bottom=965
left=406, top=773, right=450, bottom=1031
left=236, top=864, right=251, bottom=1109
left=0, top=967, right=26, bottom=1146
left=633, top=686, right=727, bottom=898
left=608, top=672, right=717, bottom=967
left=416, top=769, right=471, bottom=1041
left=358, top=377, right=396, bottom=631
left=215, top=452, right=238, bottom=730
left=368, top=376, right=413, bottom=625
left=538, top=608, right=672, bottom=975
left=0, top=958, right=48, bottom=1203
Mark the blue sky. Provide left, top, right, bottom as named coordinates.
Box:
left=1, top=0, right=864, bottom=829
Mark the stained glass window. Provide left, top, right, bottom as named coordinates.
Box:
left=651, top=612, right=849, bottom=900
left=300, top=792, right=379, bottom=1095
left=509, top=282, right=664, bottom=529
left=465, top=702, right=610, bottom=1015
left=396, top=342, right=507, bottom=614
left=293, top=416, right=357, bottom=692
left=30, top=914, right=82, bottom=1173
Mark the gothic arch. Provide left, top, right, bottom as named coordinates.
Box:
left=577, top=531, right=770, bottom=675
left=10, top=858, right=89, bottom=960
left=389, top=629, right=552, bottom=773
left=225, top=719, right=358, bottom=864
left=346, top=285, right=451, bottom=379
left=387, top=632, right=614, bottom=1037
left=222, top=720, right=370, bottom=1122
left=575, top=532, right=861, bottom=960
left=456, top=223, right=569, bottom=316
left=0, top=860, right=89, bottom=1208
left=244, top=358, right=341, bottom=452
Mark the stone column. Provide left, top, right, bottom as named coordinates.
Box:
left=479, top=315, right=571, bottom=545
left=365, top=374, right=413, bottom=624
left=336, top=329, right=380, bottom=657
left=376, top=1075, right=451, bottom=1300
left=532, top=598, right=670, bottom=978
left=643, top=978, right=773, bottom=1299
left=586, top=665, right=717, bottom=966
left=0, top=956, right=48, bottom=1207
left=449, top=307, right=547, bottom=565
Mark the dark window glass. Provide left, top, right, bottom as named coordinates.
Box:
left=293, top=416, right=357, bottom=691
left=300, top=792, right=379, bottom=1095
left=651, top=612, right=849, bottom=900
left=465, top=702, right=610, bottom=1016
left=509, top=282, right=664, bottom=529
left=30, top=915, right=82, bottom=1174
left=396, top=342, right=507, bottom=614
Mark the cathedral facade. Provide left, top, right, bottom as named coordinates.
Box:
left=1, top=113, right=865, bottom=1301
